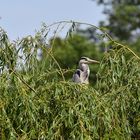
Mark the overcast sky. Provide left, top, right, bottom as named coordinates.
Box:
left=0, top=0, right=105, bottom=40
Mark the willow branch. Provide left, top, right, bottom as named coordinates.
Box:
left=45, top=20, right=140, bottom=60
left=10, top=69, right=36, bottom=93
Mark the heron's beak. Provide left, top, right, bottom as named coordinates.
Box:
left=88, top=59, right=100, bottom=64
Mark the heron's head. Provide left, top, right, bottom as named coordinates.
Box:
left=79, top=57, right=100, bottom=64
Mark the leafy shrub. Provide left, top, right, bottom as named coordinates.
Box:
left=0, top=22, right=140, bottom=139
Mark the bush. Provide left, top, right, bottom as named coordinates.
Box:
left=0, top=22, right=140, bottom=139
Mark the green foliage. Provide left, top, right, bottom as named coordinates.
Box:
left=0, top=28, right=17, bottom=73
left=0, top=22, right=140, bottom=139
left=91, top=1, right=140, bottom=42
left=105, top=5, right=140, bottom=41
left=97, top=46, right=140, bottom=137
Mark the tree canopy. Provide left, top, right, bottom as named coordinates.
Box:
left=92, top=0, right=140, bottom=41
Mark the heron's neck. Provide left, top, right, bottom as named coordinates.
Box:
left=79, top=63, right=89, bottom=72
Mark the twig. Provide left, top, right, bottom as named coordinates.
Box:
left=114, top=41, right=140, bottom=60
left=39, top=45, right=65, bottom=81
left=10, top=69, right=36, bottom=93
left=45, top=20, right=140, bottom=60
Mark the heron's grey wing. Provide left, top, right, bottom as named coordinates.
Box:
left=72, top=69, right=81, bottom=83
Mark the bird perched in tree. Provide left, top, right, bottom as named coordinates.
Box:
left=72, top=57, right=99, bottom=84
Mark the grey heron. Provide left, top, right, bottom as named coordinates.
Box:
left=72, top=57, right=99, bottom=84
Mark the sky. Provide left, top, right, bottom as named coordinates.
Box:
left=0, top=0, right=105, bottom=40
